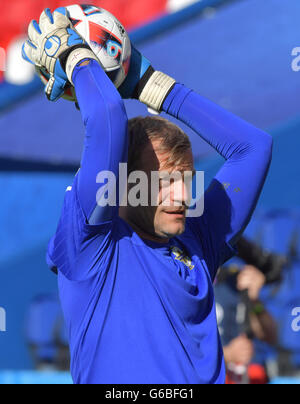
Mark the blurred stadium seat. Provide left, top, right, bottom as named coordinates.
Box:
left=253, top=211, right=300, bottom=379
left=0, top=371, right=72, bottom=384
left=25, top=294, right=69, bottom=371
left=258, top=210, right=300, bottom=259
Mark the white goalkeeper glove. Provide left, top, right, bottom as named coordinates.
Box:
left=118, top=46, right=176, bottom=114
left=22, top=7, right=99, bottom=101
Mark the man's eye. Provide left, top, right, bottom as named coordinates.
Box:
left=160, top=178, right=179, bottom=190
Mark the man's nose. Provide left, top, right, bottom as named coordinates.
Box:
left=172, top=179, right=191, bottom=207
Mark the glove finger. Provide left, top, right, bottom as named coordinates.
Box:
left=45, top=75, right=66, bottom=102
left=36, top=66, right=50, bottom=86
left=54, top=7, right=68, bottom=17
left=48, top=81, right=65, bottom=102
left=52, top=8, right=70, bottom=30
left=44, top=8, right=54, bottom=23
left=39, top=8, right=55, bottom=33
left=28, top=20, right=42, bottom=45
left=22, top=40, right=39, bottom=65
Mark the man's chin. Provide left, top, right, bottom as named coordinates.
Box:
left=161, top=223, right=186, bottom=238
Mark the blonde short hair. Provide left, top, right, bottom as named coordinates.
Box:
left=128, top=116, right=191, bottom=174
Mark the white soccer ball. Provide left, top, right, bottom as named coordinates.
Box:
left=37, top=4, right=131, bottom=101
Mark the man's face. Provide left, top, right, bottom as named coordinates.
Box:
left=126, top=139, right=195, bottom=241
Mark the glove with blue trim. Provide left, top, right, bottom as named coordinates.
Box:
left=118, top=45, right=176, bottom=113
left=22, top=8, right=99, bottom=101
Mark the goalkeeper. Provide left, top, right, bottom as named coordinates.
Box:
left=22, top=9, right=273, bottom=384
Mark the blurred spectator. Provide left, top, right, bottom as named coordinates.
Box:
left=215, top=264, right=277, bottom=384
left=236, top=237, right=287, bottom=284
left=248, top=210, right=300, bottom=378
left=258, top=262, right=300, bottom=378
left=25, top=294, right=70, bottom=371
left=216, top=209, right=300, bottom=383
left=223, top=335, right=254, bottom=369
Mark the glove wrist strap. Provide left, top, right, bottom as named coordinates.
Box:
left=139, top=71, right=176, bottom=113
left=64, top=47, right=100, bottom=84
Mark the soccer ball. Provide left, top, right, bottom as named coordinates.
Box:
left=37, top=4, right=131, bottom=101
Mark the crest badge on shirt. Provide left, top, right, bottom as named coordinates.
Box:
left=170, top=246, right=195, bottom=270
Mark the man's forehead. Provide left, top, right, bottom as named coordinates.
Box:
left=142, top=139, right=194, bottom=172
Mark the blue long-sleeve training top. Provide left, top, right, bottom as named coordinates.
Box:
left=47, top=60, right=272, bottom=384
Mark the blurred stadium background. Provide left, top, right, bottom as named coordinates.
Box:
left=1, top=0, right=300, bottom=384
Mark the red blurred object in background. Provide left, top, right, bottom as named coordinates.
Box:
left=0, top=0, right=168, bottom=82
left=226, top=363, right=268, bottom=385
left=248, top=364, right=268, bottom=385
